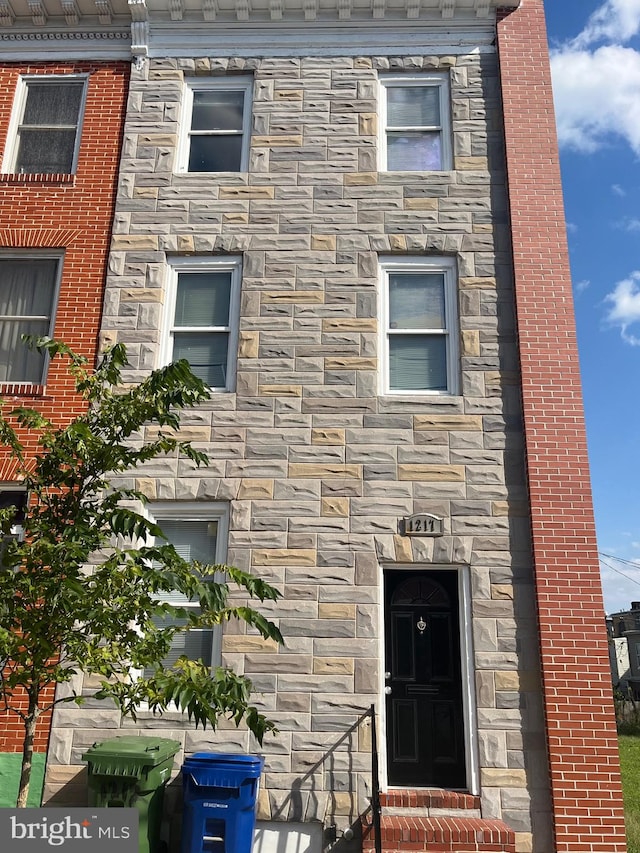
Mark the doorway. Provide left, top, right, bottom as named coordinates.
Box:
left=384, top=569, right=467, bottom=789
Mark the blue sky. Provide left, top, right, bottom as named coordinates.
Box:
left=544, top=0, right=640, bottom=612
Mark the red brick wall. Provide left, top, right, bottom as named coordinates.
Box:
left=0, top=60, right=129, bottom=754
left=496, top=4, right=627, bottom=850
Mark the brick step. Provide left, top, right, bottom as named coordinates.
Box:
left=361, top=815, right=516, bottom=853
left=380, top=789, right=481, bottom=816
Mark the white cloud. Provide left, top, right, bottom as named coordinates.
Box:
left=605, top=271, right=640, bottom=344
left=550, top=0, right=640, bottom=154
left=614, top=216, right=640, bottom=231
left=612, top=183, right=627, bottom=196
left=551, top=45, right=640, bottom=154
left=575, top=279, right=590, bottom=293
left=573, top=0, right=640, bottom=48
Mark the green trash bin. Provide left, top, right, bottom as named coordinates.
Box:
left=82, top=736, right=181, bottom=853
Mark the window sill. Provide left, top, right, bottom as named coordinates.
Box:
left=378, top=393, right=464, bottom=412
left=0, top=173, right=75, bottom=186
left=0, top=383, right=47, bottom=398
left=380, top=168, right=454, bottom=176
left=382, top=391, right=459, bottom=398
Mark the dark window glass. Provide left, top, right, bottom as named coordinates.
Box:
left=15, top=81, right=84, bottom=174
left=188, top=136, right=243, bottom=172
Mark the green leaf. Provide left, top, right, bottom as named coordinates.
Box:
left=0, top=340, right=281, bottom=806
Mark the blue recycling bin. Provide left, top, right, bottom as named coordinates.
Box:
left=181, top=752, right=264, bottom=853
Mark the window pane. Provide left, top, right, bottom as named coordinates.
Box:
left=389, top=335, right=447, bottom=392
left=22, top=82, right=83, bottom=127
left=188, top=135, right=243, bottom=172
left=145, top=518, right=218, bottom=675
left=0, top=258, right=56, bottom=383
left=15, top=128, right=77, bottom=174
left=173, top=332, right=229, bottom=387
left=191, top=90, right=245, bottom=132
left=0, top=320, right=49, bottom=383
left=389, top=273, right=445, bottom=330
left=387, top=86, right=440, bottom=127
left=144, top=625, right=214, bottom=673
left=387, top=132, right=442, bottom=171
left=0, top=258, right=57, bottom=317
left=159, top=519, right=217, bottom=565
left=174, top=272, right=231, bottom=327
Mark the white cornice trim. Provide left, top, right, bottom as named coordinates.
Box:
left=0, top=0, right=514, bottom=60
left=140, top=0, right=517, bottom=24
left=0, top=27, right=130, bottom=58
left=0, top=0, right=15, bottom=23
left=147, top=20, right=496, bottom=56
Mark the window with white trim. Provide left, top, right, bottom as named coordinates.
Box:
left=2, top=76, right=87, bottom=175
left=179, top=77, right=252, bottom=172
left=144, top=503, right=228, bottom=676
left=380, top=74, right=451, bottom=171
left=380, top=257, right=459, bottom=395
left=163, top=257, right=241, bottom=391
left=0, top=256, right=60, bottom=384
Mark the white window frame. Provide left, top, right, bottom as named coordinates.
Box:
left=1, top=74, right=88, bottom=175
left=177, top=77, right=253, bottom=173
left=0, top=252, right=62, bottom=386
left=379, top=256, right=459, bottom=396
left=379, top=73, right=452, bottom=172
left=144, top=501, right=229, bottom=673
left=161, top=256, right=242, bottom=392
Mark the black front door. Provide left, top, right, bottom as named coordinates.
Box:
left=384, top=569, right=466, bottom=788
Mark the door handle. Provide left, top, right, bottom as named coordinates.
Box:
left=384, top=686, right=392, bottom=695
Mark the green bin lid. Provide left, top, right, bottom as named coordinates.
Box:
left=82, top=736, right=181, bottom=773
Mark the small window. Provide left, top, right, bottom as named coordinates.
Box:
left=163, top=257, right=241, bottom=391
left=144, top=503, right=228, bottom=675
left=380, top=74, right=451, bottom=171
left=0, top=256, right=60, bottom=384
left=380, top=257, right=458, bottom=395
left=179, top=78, right=252, bottom=172
left=3, top=76, right=87, bottom=175
left=0, top=489, right=27, bottom=567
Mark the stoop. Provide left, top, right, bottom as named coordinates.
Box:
left=361, top=790, right=516, bottom=853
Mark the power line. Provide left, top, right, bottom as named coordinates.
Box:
left=599, top=554, right=640, bottom=590
left=600, top=552, right=640, bottom=571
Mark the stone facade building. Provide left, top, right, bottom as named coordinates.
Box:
left=4, top=0, right=624, bottom=851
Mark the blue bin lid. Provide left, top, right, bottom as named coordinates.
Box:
left=182, top=752, right=264, bottom=783
left=187, top=752, right=263, bottom=768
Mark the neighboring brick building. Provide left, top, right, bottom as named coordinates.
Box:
left=0, top=0, right=129, bottom=800
left=36, top=1, right=626, bottom=852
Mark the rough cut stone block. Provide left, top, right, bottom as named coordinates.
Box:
left=398, top=464, right=465, bottom=481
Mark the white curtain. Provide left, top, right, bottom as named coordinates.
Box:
left=0, top=259, right=56, bottom=383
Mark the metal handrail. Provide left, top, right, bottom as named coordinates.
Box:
left=370, top=703, right=382, bottom=853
